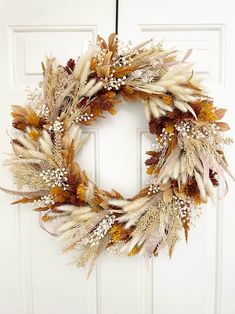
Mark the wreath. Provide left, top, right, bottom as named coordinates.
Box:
left=2, top=33, right=233, bottom=274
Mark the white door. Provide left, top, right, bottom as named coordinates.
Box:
left=1, top=1, right=235, bottom=314
left=0, top=1, right=116, bottom=314
left=117, top=1, right=235, bottom=314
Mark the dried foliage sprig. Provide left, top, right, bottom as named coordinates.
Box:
left=2, top=34, right=233, bottom=274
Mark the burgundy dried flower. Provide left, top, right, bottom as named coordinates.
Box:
left=149, top=119, right=161, bottom=134
left=64, top=59, right=75, bottom=74
left=209, top=170, right=219, bottom=186
left=145, top=156, right=158, bottom=166
left=102, top=101, right=113, bottom=111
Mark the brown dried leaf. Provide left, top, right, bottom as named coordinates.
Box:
left=214, top=108, right=226, bottom=120
left=110, top=189, right=124, bottom=199
left=103, top=51, right=112, bottom=66
left=97, top=35, right=107, bottom=49
left=50, top=187, right=70, bottom=203
left=120, top=85, right=141, bottom=102
left=12, top=197, right=38, bottom=204
left=173, top=187, right=187, bottom=200
left=33, top=206, right=49, bottom=212
left=96, top=65, right=110, bottom=78
left=26, top=108, right=40, bottom=126
left=65, top=140, right=75, bottom=166
left=108, top=33, right=117, bottom=53
left=215, top=121, right=230, bottom=132
left=99, top=200, right=109, bottom=209
left=163, top=188, right=173, bottom=204
left=159, top=182, right=171, bottom=191
left=42, top=214, right=53, bottom=222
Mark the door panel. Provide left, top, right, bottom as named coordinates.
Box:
left=118, top=1, right=235, bottom=313
left=0, top=1, right=115, bottom=314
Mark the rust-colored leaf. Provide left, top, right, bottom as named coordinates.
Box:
left=12, top=197, right=38, bottom=204
left=50, top=187, right=70, bottom=203
left=33, top=206, right=49, bottom=212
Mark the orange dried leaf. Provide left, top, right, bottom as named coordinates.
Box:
left=50, top=187, right=70, bottom=203
left=42, top=214, right=53, bottom=222
left=108, top=105, right=116, bottom=115
left=109, top=224, right=130, bottom=243
left=12, top=197, right=38, bottom=204
left=146, top=165, right=155, bottom=175
left=198, top=102, right=217, bottom=122
left=128, top=245, right=142, bottom=256
left=26, top=112, right=40, bottom=126
left=33, top=206, right=49, bottom=212
left=161, top=95, right=173, bottom=105
left=76, top=183, right=86, bottom=201
left=28, top=129, right=40, bottom=141
left=165, top=123, right=174, bottom=134
left=120, top=85, right=141, bottom=101
left=110, top=189, right=123, bottom=199
left=90, top=57, right=97, bottom=71
left=114, top=65, right=138, bottom=78
left=194, top=195, right=203, bottom=205
left=65, top=141, right=75, bottom=166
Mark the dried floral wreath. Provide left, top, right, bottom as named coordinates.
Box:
left=2, top=34, right=233, bottom=274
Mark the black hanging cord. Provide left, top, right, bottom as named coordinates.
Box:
left=115, top=0, right=119, bottom=35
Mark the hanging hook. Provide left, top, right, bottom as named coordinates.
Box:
left=115, top=0, right=119, bottom=35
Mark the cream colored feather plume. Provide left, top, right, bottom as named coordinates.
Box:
left=73, top=51, right=94, bottom=80
left=194, top=170, right=207, bottom=201
left=15, top=135, right=35, bottom=150
left=13, top=144, right=32, bottom=158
